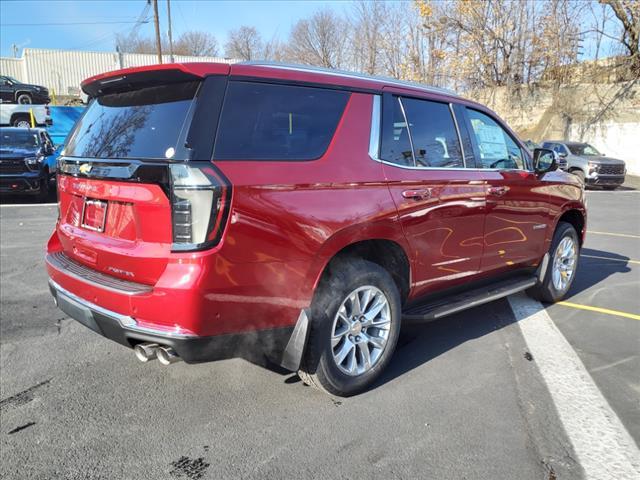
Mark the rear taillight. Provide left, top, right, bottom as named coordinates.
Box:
left=169, top=163, right=231, bottom=252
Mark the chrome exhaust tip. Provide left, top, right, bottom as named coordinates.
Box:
left=156, top=346, right=181, bottom=366
left=134, top=343, right=159, bottom=363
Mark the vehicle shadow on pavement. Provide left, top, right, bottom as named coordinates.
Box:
left=0, top=188, right=56, bottom=204
left=568, top=248, right=632, bottom=297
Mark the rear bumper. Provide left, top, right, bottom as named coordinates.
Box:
left=48, top=279, right=293, bottom=363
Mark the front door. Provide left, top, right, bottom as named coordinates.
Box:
left=462, top=107, right=549, bottom=273
left=377, top=91, right=485, bottom=299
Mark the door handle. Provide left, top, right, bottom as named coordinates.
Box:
left=402, top=189, right=432, bottom=200
left=487, top=186, right=509, bottom=196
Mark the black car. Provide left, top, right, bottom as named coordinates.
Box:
left=0, top=127, right=57, bottom=200
left=0, top=75, right=51, bottom=104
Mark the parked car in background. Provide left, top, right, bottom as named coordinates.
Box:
left=0, top=104, right=52, bottom=128
left=46, top=62, right=586, bottom=396
left=0, top=127, right=57, bottom=199
left=541, top=140, right=626, bottom=189
left=0, top=75, right=51, bottom=104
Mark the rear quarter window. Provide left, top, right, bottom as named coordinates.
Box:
left=213, top=82, right=349, bottom=161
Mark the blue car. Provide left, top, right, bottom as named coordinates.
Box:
left=0, top=127, right=58, bottom=200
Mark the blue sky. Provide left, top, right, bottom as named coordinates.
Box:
left=0, top=0, right=352, bottom=57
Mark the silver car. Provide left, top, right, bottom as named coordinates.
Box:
left=541, top=141, right=626, bottom=190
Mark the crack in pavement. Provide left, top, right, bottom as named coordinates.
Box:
left=0, top=379, right=51, bottom=412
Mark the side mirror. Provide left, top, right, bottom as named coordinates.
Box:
left=559, top=152, right=567, bottom=158
left=533, top=148, right=558, bottom=174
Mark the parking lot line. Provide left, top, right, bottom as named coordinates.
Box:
left=557, top=301, right=640, bottom=321
left=508, top=294, right=640, bottom=479
left=588, top=230, right=640, bottom=239
left=580, top=254, right=640, bottom=265
left=0, top=203, right=57, bottom=208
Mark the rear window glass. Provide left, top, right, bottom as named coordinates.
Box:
left=64, top=82, right=199, bottom=160
left=213, top=82, right=349, bottom=161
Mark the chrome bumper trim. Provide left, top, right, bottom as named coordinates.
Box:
left=49, top=279, right=198, bottom=339
left=46, top=251, right=152, bottom=296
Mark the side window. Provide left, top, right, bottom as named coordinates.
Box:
left=553, top=144, right=567, bottom=155
left=214, top=82, right=349, bottom=161
left=466, top=108, right=525, bottom=170
left=380, top=97, right=414, bottom=166
left=401, top=98, right=464, bottom=168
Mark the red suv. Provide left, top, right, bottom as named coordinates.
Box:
left=46, top=62, right=586, bottom=396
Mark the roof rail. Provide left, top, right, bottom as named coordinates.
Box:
left=239, top=61, right=458, bottom=97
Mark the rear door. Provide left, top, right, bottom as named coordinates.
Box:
left=378, top=91, right=486, bottom=299
left=461, top=107, right=550, bottom=273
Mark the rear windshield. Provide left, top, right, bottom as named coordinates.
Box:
left=214, top=82, right=349, bottom=161
left=0, top=130, right=40, bottom=149
left=64, top=81, right=199, bottom=160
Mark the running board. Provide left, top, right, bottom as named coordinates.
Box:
left=402, top=275, right=538, bottom=324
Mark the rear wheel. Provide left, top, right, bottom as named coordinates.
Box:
left=527, top=221, right=579, bottom=303
left=299, top=258, right=401, bottom=396
left=17, top=93, right=32, bottom=104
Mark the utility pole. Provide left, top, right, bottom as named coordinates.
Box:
left=167, top=0, right=174, bottom=63
left=12, top=44, right=18, bottom=58
left=152, top=0, right=163, bottom=64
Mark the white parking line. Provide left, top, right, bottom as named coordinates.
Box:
left=0, top=203, right=57, bottom=208
left=508, top=293, right=640, bottom=480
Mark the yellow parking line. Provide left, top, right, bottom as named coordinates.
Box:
left=588, top=230, right=640, bottom=239
left=557, top=301, right=640, bottom=321
left=580, top=254, right=640, bottom=265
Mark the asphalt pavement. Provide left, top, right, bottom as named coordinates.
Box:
left=1, top=181, right=638, bottom=479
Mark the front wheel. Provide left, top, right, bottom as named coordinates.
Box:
left=299, top=258, right=401, bottom=396
left=12, top=116, right=31, bottom=128
left=527, top=221, right=579, bottom=303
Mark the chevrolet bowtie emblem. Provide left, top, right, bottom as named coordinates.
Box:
left=79, top=163, right=92, bottom=174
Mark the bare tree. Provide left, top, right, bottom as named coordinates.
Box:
left=599, top=0, right=640, bottom=72
left=287, top=9, right=348, bottom=69
left=225, top=26, right=263, bottom=60
left=173, top=31, right=219, bottom=57
left=115, top=33, right=158, bottom=54
left=348, top=1, right=386, bottom=75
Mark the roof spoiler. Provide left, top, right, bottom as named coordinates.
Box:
left=81, top=63, right=231, bottom=97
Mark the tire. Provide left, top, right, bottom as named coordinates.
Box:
left=602, top=185, right=618, bottom=191
left=17, top=93, right=32, bottom=104
left=527, top=221, right=579, bottom=303
left=299, top=258, right=401, bottom=396
left=12, top=116, right=31, bottom=128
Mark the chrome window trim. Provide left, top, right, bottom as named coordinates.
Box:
left=397, top=97, right=417, bottom=167
left=368, top=95, right=381, bottom=159
left=49, top=279, right=198, bottom=339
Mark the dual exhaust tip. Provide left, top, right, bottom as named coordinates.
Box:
left=134, top=343, right=181, bottom=365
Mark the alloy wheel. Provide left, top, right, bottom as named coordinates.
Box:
left=552, top=236, right=577, bottom=291
left=330, top=286, right=391, bottom=376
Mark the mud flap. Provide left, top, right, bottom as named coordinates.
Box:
left=279, top=308, right=310, bottom=372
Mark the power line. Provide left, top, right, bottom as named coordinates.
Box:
left=1, top=20, right=149, bottom=27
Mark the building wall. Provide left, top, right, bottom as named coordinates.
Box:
left=0, top=48, right=237, bottom=96
left=469, top=82, right=640, bottom=177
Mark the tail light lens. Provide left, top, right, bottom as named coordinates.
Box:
left=169, top=163, right=231, bottom=252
